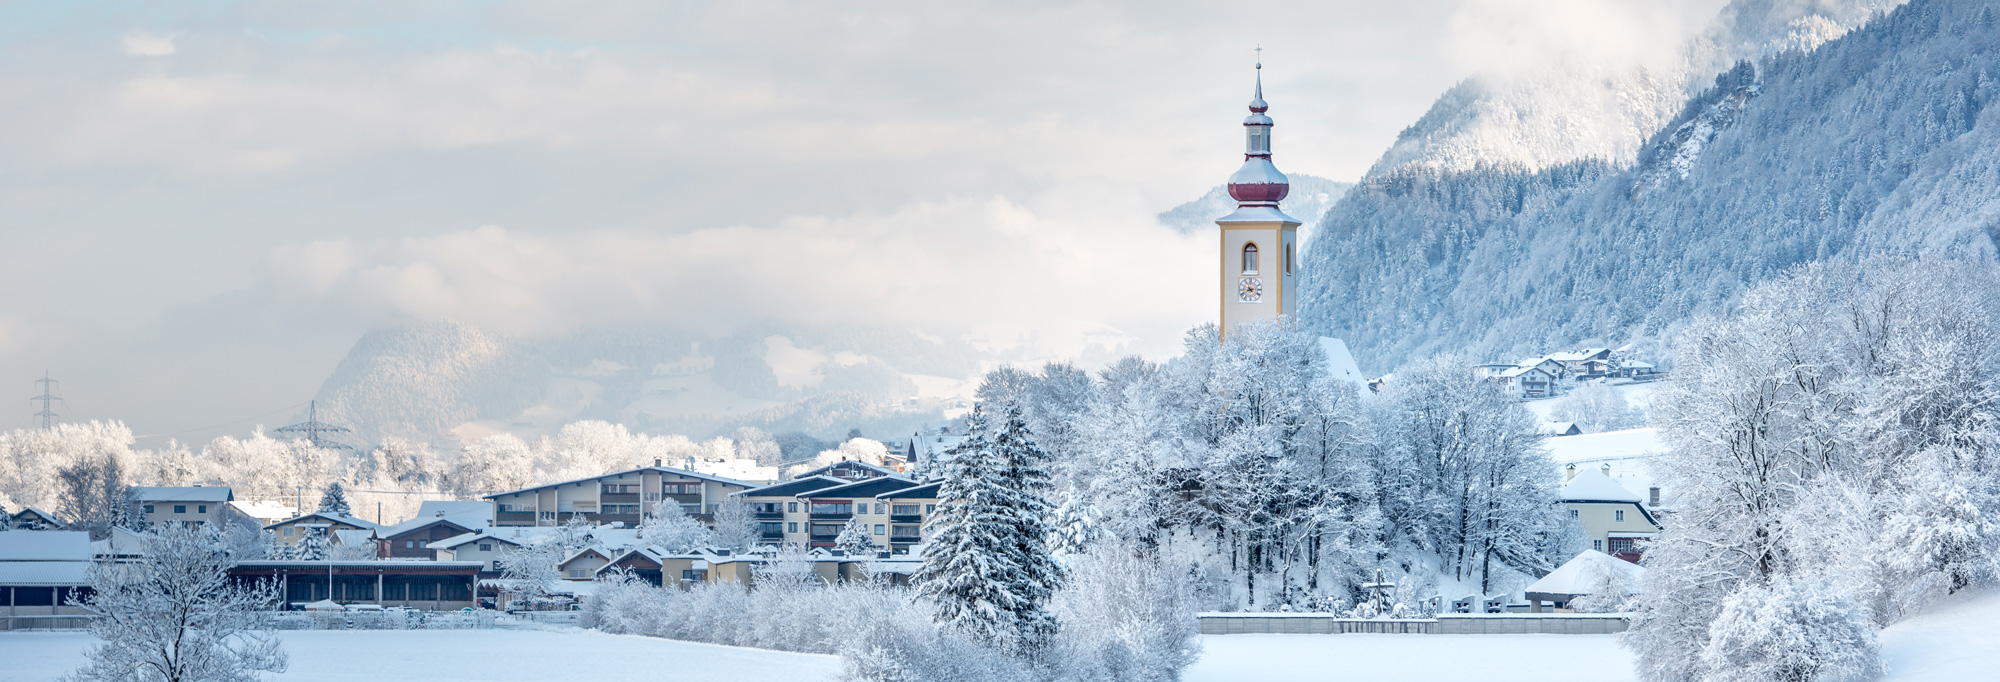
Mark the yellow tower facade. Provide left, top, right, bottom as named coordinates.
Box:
left=1217, top=61, right=1300, bottom=337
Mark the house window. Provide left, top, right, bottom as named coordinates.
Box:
left=406, top=540, right=417, bottom=549
left=875, top=503, right=885, bottom=515
left=479, top=543, right=492, bottom=552
left=1241, top=243, right=1260, bottom=275
left=892, top=504, right=919, bottom=516
left=758, top=522, right=784, bottom=536
left=1568, top=509, right=1578, bottom=520
left=173, top=505, right=186, bottom=514
left=1593, top=539, right=1603, bottom=551
left=1615, top=510, right=1626, bottom=522
left=143, top=505, right=154, bottom=514
left=787, top=502, right=798, bottom=513
left=809, top=502, right=853, bottom=516
left=662, top=483, right=700, bottom=496
left=891, top=526, right=921, bottom=540
left=198, top=505, right=207, bottom=514
left=787, top=522, right=798, bottom=533
left=925, top=504, right=936, bottom=514
left=569, top=569, right=588, bottom=579
left=874, top=524, right=884, bottom=535
left=810, top=524, right=843, bottom=537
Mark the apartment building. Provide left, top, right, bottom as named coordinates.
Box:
left=734, top=476, right=943, bottom=552
left=736, top=476, right=850, bottom=546
left=486, top=465, right=757, bottom=527
left=128, top=486, right=257, bottom=528
left=877, top=482, right=942, bottom=554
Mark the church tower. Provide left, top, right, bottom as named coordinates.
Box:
left=1216, top=59, right=1300, bottom=338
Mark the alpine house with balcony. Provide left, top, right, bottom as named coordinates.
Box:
left=485, top=464, right=758, bottom=527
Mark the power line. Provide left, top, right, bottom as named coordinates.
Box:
left=132, top=400, right=314, bottom=440
left=270, top=400, right=357, bottom=452
left=30, top=370, right=61, bottom=430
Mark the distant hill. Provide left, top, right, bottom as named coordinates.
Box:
left=1157, top=173, right=1352, bottom=241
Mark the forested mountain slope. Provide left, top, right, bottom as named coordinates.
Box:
left=1301, top=0, right=2000, bottom=370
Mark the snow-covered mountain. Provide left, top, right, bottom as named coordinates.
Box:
left=1300, top=0, right=1989, bottom=371
left=304, top=320, right=987, bottom=446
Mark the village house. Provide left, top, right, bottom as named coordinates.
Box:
left=1497, top=365, right=1558, bottom=399
left=264, top=511, right=379, bottom=548
left=485, top=464, right=757, bottom=527
left=4, top=507, right=63, bottom=531
left=378, top=501, right=492, bottom=559
left=1559, top=466, right=1662, bottom=562
left=128, top=486, right=258, bottom=528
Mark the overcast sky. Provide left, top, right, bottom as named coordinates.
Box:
left=0, top=0, right=1727, bottom=437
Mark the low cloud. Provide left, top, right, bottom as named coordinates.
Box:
left=121, top=32, right=176, bottom=57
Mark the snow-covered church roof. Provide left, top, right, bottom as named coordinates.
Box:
left=1559, top=468, right=1641, bottom=502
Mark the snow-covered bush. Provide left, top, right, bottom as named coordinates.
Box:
left=1050, top=545, right=1201, bottom=682
left=1699, top=577, right=1884, bottom=682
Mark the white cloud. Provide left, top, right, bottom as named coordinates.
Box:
left=121, top=32, right=176, bottom=57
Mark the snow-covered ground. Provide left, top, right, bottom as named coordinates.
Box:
left=1186, top=633, right=1636, bottom=682
left=0, top=628, right=839, bottom=682
left=1881, top=589, right=2000, bottom=681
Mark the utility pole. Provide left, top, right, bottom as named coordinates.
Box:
left=273, top=400, right=356, bottom=452
left=30, top=371, right=61, bottom=430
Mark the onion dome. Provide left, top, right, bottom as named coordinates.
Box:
left=1226, top=60, right=1290, bottom=208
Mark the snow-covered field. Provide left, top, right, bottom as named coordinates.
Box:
left=4, top=590, right=1993, bottom=682
left=0, top=628, right=840, bottom=682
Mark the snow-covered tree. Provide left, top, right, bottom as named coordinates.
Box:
left=66, top=523, right=287, bottom=682
left=315, top=482, right=352, bottom=517
left=57, top=453, right=131, bottom=538
left=835, top=518, right=876, bottom=557
left=1549, top=381, right=1645, bottom=433
left=710, top=497, right=759, bottom=551
left=497, top=544, right=562, bottom=609
left=641, top=500, right=711, bottom=553
left=293, top=527, right=330, bottom=561
left=1698, top=577, right=1884, bottom=682
left=1049, top=491, right=1101, bottom=556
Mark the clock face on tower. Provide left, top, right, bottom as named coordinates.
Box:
left=1238, top=277, right=1263, bottom=303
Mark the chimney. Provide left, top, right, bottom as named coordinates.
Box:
left=1601, top=463, right=1612, bottom=476
left=1649, top=487, right=1661, bottom=507
left=1565, top=463, right=1577, bottom=481
left=654, top=458, right=662, bottom=467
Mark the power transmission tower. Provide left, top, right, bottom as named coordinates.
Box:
left=30, top=371, right=61, bottom=430
left=272, top=400, right=356, bottom=452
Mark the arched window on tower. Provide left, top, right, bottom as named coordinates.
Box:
left=1285, top=243, right=1294, bottom=274
left=1242, top=243, right=1260, bottom=275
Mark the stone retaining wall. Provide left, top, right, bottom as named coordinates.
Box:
left=1197, top=613, right=1628, bottom=635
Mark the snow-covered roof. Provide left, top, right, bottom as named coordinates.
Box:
left=1623, top=361, right=1655, bottom=369
left=427, top=530, right=525, bottom=551
left=803, top=476, right=917, bottom=499
left=14, top=506, right=61, bottom=522
left=1545, top=428, right=1667, bottom=464
left=1318, top=337, right=1368, bottom=385
left=738, top=475, right=849, bottom=498
left=0, top=530, right=92, bottom=561
left=0, top=561, right=90, bottom=586
left=1539, top=422, right=1581, bottom=436
left=484, top=466, right=759, bottom=500
left=264, top=512, right=379, bottom=531
left=1524, top=550, right=1644, bottom=597
left=91, top=527, right=147, bottom=557
left=229, top=500, right=297, bottom=521
left=1499, top=366, right=1549, bottom=378
left=331, top=529, right=376, bottom=547
left=378, top=515, right=485, bottom=539
left=129, top=486, right=233, bottom=502
left=1214, top=204, right=1301, bottom=224
left=1559, top=468, right=1641, bottom=502
left=879, top=481, right=943, bottom=500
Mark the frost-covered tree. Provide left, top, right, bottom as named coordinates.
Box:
left=66, top=523, right=287, bottom=682
left=498, top=543, right=562, bottom=609
left=641, top=500, right=711, bottom=553
left=1549, top=381, right=1645, bottom=433
left=710, top=497, right=759, bottom=551
left=1049, top=491, right=1101, bottom=556
left=1698, top=576, right=1884, bottom=682
left=57, top=453, right=131, bottom=538
left=293, top=527, right=330, bottom=562
left=315, top=482, right=352, bottom=517
left=835, top=518, right=876, bottom=557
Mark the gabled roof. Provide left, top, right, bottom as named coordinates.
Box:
left=411, top=500, right=488, bottom=518
left=263, top=512, right=380, bottom=531
left=878, top=481, right=943, bottom=500
left=378, top=516, right=480, bottom=539
left=1560, top=468, right=1641, bottom=502
left=557, top=546, right=613, bottom=569
left=129, top=486, right=233, bottom=502
left=1524, top=550, right=1643, bottom=597
left=801, top=476, right=917, bottom=499
left=736, top=475, right=848, bottom=498
left=600, top=547, right=670, bottom=573
left=12, top=507, right=63, bottom=523
left=331, top=529, right=376, bottom=547
left=1499, top=366, right=1551, bottom=379
left=427, top=531, right=524, bottom=552
left=483, top=465, right=758, bottom=499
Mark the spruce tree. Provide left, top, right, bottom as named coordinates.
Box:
left=990, top=403, right=1063, bottom=652
left=835, top=517, right=876, bottom=557
left=317, top=482, right=352, bottom=517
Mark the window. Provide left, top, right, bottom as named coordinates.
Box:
left=1568, top=509, right=1579, bottom=520
left=874, top=524, right=885, bottom=536
left=891, top=526, right=921, bottom=540
left=809, top=502, right=853, bottom=516
left=662, top=483, right=701, bottom=496
left=875, top=503, right=885, bottom=514
left=1609, top=538, right=1637, bottom=555
left=1615, top=510, right=1626, bottom=522
left=198, top=505, right=207, bottom=514
left=1285, top=243, right=1293, bottom=274
left=810, top=524, right=843, bottom=537
left=925, top=504, right=936, bottom=514
left=1242, top=243, right=1260, bottom=275
left=1593, top=539, right=1603, bottom=551
left=751, top=502, right=784, bottom=514
left=479, top=543, right=492, bottom=552
left=406, top=540, right=417, bottom=549
left=143, top=505, right=154, bottom=514
left=893, top=504, right=919, bottom=516
left=787, top=502, right=798, bottom=513
left=174, top=505, right=186, bottom=514
left=569, top=569, right=588, bottom=579
left=787, top=522, right=798, bottom=533
left=758, top=522, right=784, bottom=536
left=602, top=484, right=639, bottom=494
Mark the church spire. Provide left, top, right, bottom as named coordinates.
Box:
left=1227, top=54, right=1288, bottom=208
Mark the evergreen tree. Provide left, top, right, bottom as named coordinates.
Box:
left=989, top=404, right=1063, bottom=652
left=294, top=527, right=329, bottom=561
left=316, top=481, right=352, bottom=517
